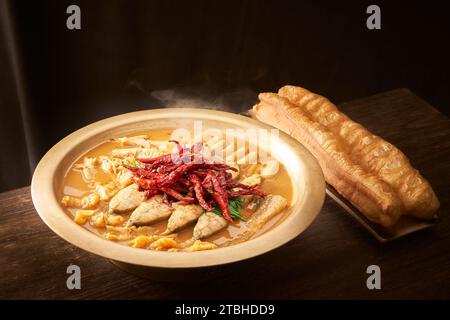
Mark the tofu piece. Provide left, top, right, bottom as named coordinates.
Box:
left=193, top=212, right=228, bottom=240
left=245, top=163, right=261, bottom=175
left=240, top=174, right=262, bottom=187
left=128, top=195, right=172, bottom=226
left=115, top=135, right=152, bottom=148
left=151, top=141, right=177, bottom=154
left=111, top=147, right=161, bottom=159
left=260, top=159, right=279, bottom=178
left=227, top=163, right=240, bottom=180
left=109, top=184, right=145, bottom=213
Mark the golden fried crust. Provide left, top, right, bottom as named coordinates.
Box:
left=253, top=93, right=403, bottom=227
left=278, top=85, right=439, bottom=220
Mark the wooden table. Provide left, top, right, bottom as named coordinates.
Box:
left=1, top=89, right=449, bottom=299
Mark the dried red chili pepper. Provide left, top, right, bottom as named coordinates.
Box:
left=144, top=189, right=159, bottom=199
left=155, top=163, right=177, bottom=173
left=161, top=163, right=198, bottom=187
left=159, top=187, right=195, bottom=203
left=207, top=171, right=231, bottom=221
left=124, top=165, right=162, bottom=179
left=189, top=173, right=212, bottom=211
left=227, top=188, right=268, bottom=197
left=178, top=177, right=192, bottom=187
left=162, top=192, right=172, bottom=207
left=137, top=153, right=172, bottom=164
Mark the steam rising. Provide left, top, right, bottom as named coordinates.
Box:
left=150, top=86, right=258, bottom=114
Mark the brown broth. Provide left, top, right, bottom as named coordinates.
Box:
left=61, top=129, right=294, bottom=248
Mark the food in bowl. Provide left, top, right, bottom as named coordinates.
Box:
left=60, top=129, right=293, bottom=252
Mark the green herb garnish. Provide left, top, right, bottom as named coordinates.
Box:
left=214, top=197, right=246, bottom=221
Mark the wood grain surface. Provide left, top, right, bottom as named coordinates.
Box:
left=1, top=88, right=449, bottom=299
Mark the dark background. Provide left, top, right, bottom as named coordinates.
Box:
left=0, top=0, right=449, bottom=192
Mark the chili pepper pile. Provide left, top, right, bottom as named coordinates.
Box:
left=123, top=141, right=267, bottom=222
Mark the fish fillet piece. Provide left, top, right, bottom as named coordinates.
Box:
left=109, top=184, right=145, bottom=213
left=246, top=195, right=288, bottom=232
left=225, top=195, right=288, bottom=245
left=193, top=212, right=228, bottom=240
left=253, top=93, right=403, bottom=227
left=278, top=85, right=439, bottom=220
left=165, top=203, right=204, bottom=233
left=128, top=195, right=172, bottom=226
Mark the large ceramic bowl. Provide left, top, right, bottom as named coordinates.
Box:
left=31, top=108, right=325, bottom=279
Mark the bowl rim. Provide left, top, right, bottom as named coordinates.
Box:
left=31, top=108, right=325, bottom=268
